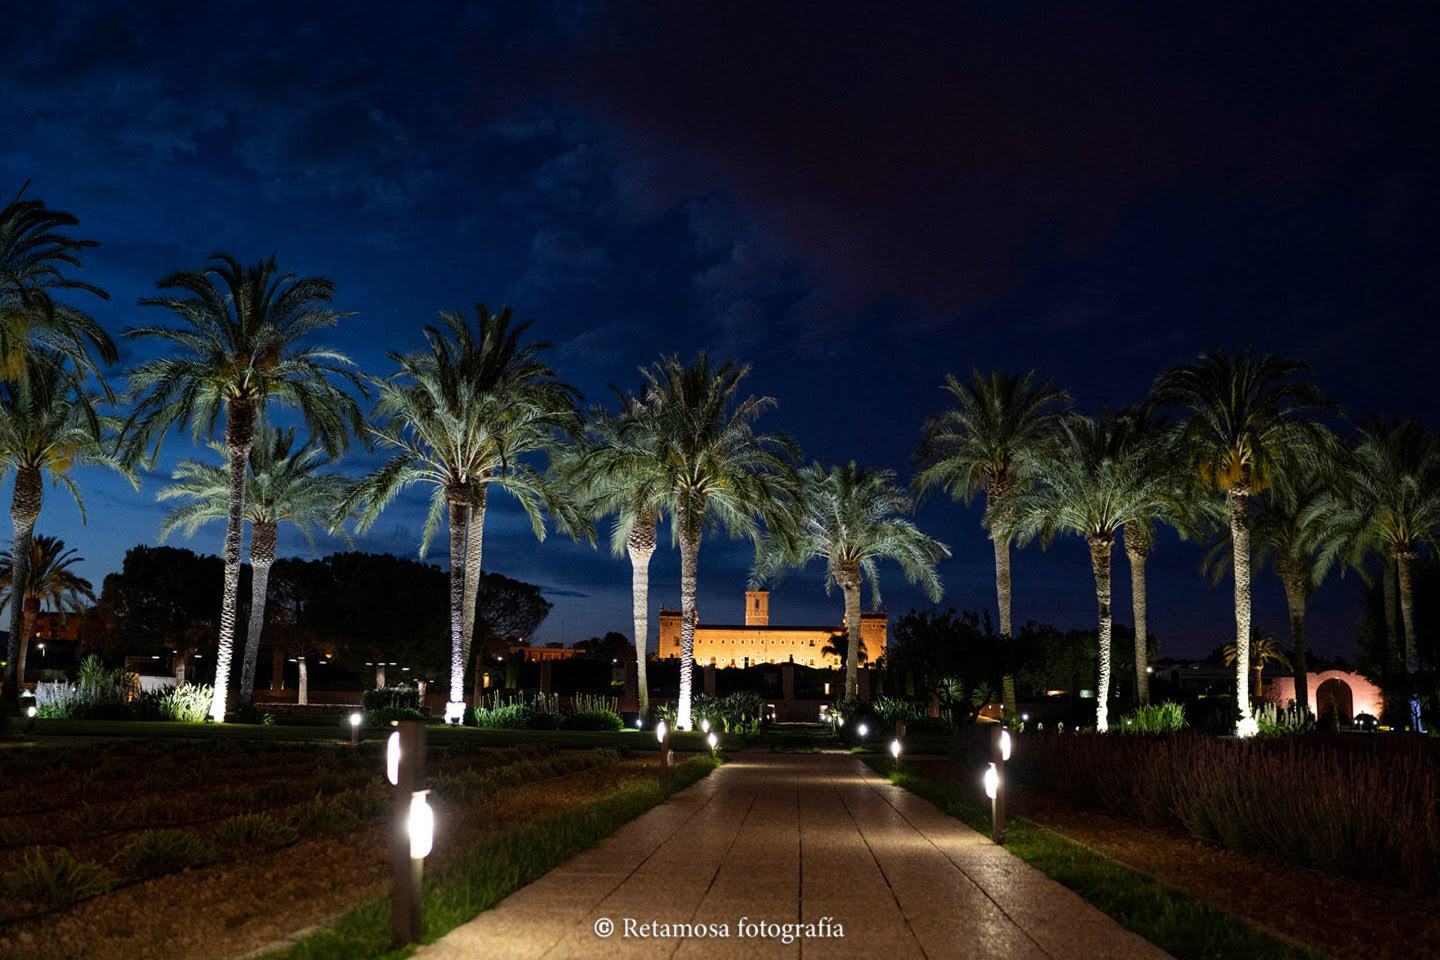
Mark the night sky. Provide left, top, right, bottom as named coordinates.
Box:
left=5, top=2, right=1439, bottom=661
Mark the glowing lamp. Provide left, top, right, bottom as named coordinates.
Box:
left=984, top=763, right=999, bottom=800
left=26, top=705, right=37, bottom=718
left=634, top=717, right=643, bottom=729
left=443, top=701, right=466, bottom=726
left=999, top=729, right=1012, bottom=762
left=890, top=739, right=901, bottom=760
left=701, top=718, right=710, bottom=734
left=655, top=720, right=668, bottom=744
left=408, top=791, right=434, bottom=859
left=707, top=732, right=718, bottom=753
left=349, top=712, right=362, bottom=728
left=386, top=731, right=401, bottom=786
left=856, top=723, right=868, bottom=739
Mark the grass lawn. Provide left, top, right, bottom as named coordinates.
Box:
left=864, top=758, right=1321, bottom=960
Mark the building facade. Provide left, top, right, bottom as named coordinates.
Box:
left=657, top=590, right=886, bottom=668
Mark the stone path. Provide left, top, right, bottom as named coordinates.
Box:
left=415, top=753, right=1172, bottom=960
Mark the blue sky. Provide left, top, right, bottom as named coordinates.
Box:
left=4, top=1, right=1438, bottom=658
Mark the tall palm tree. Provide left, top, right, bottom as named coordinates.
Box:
left=0, top=534, right=95, bottom=683
left=1001, top=415, right=1177, bottom=731
left=0, top=185, right=116, bottom=381
left=639, top=353, right=797, bottom=730
left=157, top=426, right=353, bottom=706
left=915, top=370, right=1069, bottom=721
left=1151, top=350, right=1328, bottom=736
left=123, top=254, right=364, bottom=721
left=342, top=309, right=581, bottom=720
left=1206, top=463, right=1340, bottom=716
left=752, top=462, right=949, bottom=697
left=559, top=386, right=669, bottom=715
left=1321, top=420, right=1440, bottom=730
left=0, top=353, right=125, bottom=707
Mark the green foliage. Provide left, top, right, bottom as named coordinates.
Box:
left=136, top=683, right=214, bottom=722
left=4, top=849, right=113, bottom=909
left=1254, top=700, right=1314, bottom=735
left=34, top=657, right=143, bottom=719
left=361, top=684, right=421, bottom=714
left=116, top=828, right=218, bottom=878
left=213, top=813, right=298, bottom=852
left=472, top=698, right=534, bottom=730
left=288, top=794, right=362, bottom=838
left=1118, top=701, right=1187, bottom=733
left=871, top=695, right=924, bottom=722
left=561, top=710, right=622, bottom=731
left=431, top=749, right=621, bottom=803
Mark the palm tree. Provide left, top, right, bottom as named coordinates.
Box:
left=820, top=630, right=868, bottom=666
left=639, top=353, right=797, bottom=730
left=915, top=370, right=1069, bottom=721
left=559, top=386, right=669, bottom=715
left=1151, top=350, right=1328, bottom=736
left=1206, top=463, right=1340, bottom=716
left=0, top=353, right=125, bottom=707
left=1321, top=421, right=1440, bottom=730
left=752, top=462, right=948, bottom=697
left=157, top=426, right=352, bottom=707
left=123, top=254, right=363, bottom=721
left=1001, top=415, right=1178, bottom=731
left=0, top=534, right=95, bottom=683
left=342, top=308, right=581, bottom=720
left=0, top=185, right=116, bottom=381
left=1223, top=630, right=1292, bottom=699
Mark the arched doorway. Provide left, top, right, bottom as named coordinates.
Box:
left=1316, top=677, right=1354, bottom=727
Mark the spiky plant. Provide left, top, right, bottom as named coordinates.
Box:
left=0, top=353, right=125, bottom=709
left=0, top=534, right=96, bottom=683
left=123, top=254, right=364, bottom=720
left=752, top=462, right=948, bottom=697
left=1151, top=350, right=1329, bottom=735
left=999, top=415, right=1181, bottom=732
left=341, top=306, right=582, bottom=716
left=0, top=185, right=115, bottom=381
left=157, top=426, right=352, bottom=706
left=635, top=353, right=797, bottom=730
left=914, top=369, right=1070, bottom=721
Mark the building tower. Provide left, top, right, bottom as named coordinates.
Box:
left=745, top=589, right=770, bottom=626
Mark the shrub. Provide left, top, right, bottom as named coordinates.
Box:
left=472, top=700, right=535, bottom=730
left=4, top=849, right=113, bottom=908
left=1118, top=701, right=1187, bottom=733
left=288, top=794, right=361, bottom=838
left=562, top=710, right=623, bottom=731
left=1009, top=730, right=1440, bottom=890
left=1255, top=701, right=1313, bottom=735
left=136, top=683, right=214, bottom=722
left=872, top=695, right=924, bottom=723
left=362, top=684, right=422, bottom=714
left=526, top=710, right=562, bottom=730
left=116, top=829, right=218, bottom=878
left=213, top=813, right=297, bottom=852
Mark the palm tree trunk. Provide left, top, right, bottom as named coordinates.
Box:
left=993, top=532, right=1019, bottom=722
left=446, top=494, right=470, bottom=718
left=1088, top=534, right=1113, bottom=733
left=1279, top=560, right=1309, bottom=716
left=1394, top=546, right=1419, bottom=675
left=239, top=521, right=277, bottom=707
left=627, top=513, right=657, bottom=716
left=1123, top=522, right=1151, bottom=704
left=1228, top=488, right=1254, bottom=733
left=461, top=484, right=487, bottom=668
left=837, top=561, right=863, bottom=699
left=211, top=402, right=255, bottom=722
left=677, top=520, right=699, bottom=731
left=4, top=465, right=42, bottom=710
left=297, top=655, right=308, bottom=705
left=1382, top=556, right=1401, bottom=673
left=16, top=598, right=39, bottom=687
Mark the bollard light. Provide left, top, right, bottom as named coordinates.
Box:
left=1000, top=729, right=1012, bottom=761
left=443, top=701, right=466, bottom=726
left=707, top=731, right=718, bottom=755
left=26, top=705, right=37, bottom=718
left=408, top=791, right=434, bottom=859
left=655, top=720, right=668, bottom=744
left=701, top=718, right=710, bottom=734
left=635, top=717, right=644, bottom=729
left=349, top=711, right=362, bottom=744
left=387, top=731, right=401, bottom=786
left=984, top=762, right=999, bottom=799
left=890, top=738, right=901, bottom=759
left=857, top=722, right=868, bottom=740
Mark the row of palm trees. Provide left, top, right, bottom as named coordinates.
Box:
left=3, top=190, right=1435, bottom=736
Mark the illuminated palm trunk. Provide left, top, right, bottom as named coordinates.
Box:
left=3, top=466, right=41, bottom=708
left=1088, top=534, right=1113, bottom=732
left=461, top=484, right=487, bottom=668
left=297, top=655, right=309, bottom=705
left=211, top=402, right=255, bottom=722
left=837, top=561, right=863, bottom=699
left=677, top=519, right=699, bottom=730
left=993, top=533, right=1018, bottom=720
left=446, top=494, right=470, bottom=716
left=1394, top=546, right=1419, bottom=675
left=1228, top=488, right=1254, bottom=734
left=238, top=520, right=277, bottom=707
left=15, top=595, right=40, bottom=689
left=627, top=512, right=657, bottom=716
left=1123, top=522, right=1152, bottom=705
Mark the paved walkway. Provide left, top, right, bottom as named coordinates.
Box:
left=416, top=754, right=1172, bottom=960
